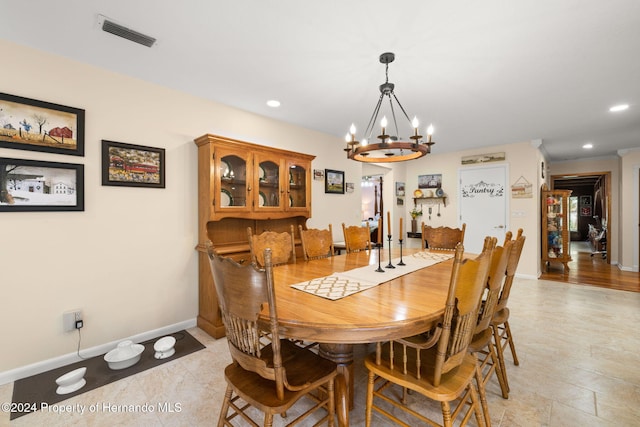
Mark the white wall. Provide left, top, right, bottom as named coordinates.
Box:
left=0, top=40, right=362, bottom=374
left=401, top=141, right=542, bottom=278
left=618, top=149, right=640, bottom=271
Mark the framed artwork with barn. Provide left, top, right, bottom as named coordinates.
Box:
left=0, top=92, right=85, bottom=156
left=102, top=140, right=165, bottom=188
left=0, top=157, right=84, bottom=212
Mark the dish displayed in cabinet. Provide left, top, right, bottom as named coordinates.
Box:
left=220, top=188, right=233, bottom=206
left=259, top=191, right=267, bottom=207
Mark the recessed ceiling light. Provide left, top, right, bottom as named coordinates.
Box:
left=609, top=103, right=629, bottom=112
left=266, top=100, right=280, bottom=108
left=582, top=143, right=593, bottom=149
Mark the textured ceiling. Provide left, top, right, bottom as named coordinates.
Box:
left=1, top=0, right=639, bottom=162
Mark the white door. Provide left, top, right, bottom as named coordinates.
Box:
left=459, top=164, right=508, bottom=253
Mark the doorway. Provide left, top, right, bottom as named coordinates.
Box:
left=548, top=172, right=611, bottom=279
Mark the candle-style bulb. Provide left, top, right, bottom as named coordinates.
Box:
left=349, top=123, right=356, bottom=136
left=381, top=116, right=388, bottom=128
left=427, top=124, right=434, bottom=136
left=412, top=116, right=419, bottom=129
left=345, top=133, right=351, bottom=143
left=361, top=138, right=368, bottom=147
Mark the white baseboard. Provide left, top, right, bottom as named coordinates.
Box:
left=618, top=264, right=639, bottom=272
left=0, top=318, right=197, bottom=386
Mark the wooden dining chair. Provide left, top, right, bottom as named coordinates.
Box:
left=421, top=223, right=466, bottom=250
left=468, top=237, right=514, bottom=425
left=206, top=243, right=338, bottom=426
left=342, top=222, right=372, bottom=253
left=364, top=239, right=494, bottom=427
left=299, top=224, right=334, bottom=260
left=247, top=225, right=296, bottom=267
left=491, top=229, right=526, bottom=398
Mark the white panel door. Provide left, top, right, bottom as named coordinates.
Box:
left=459, top=165, right=508, bottom=253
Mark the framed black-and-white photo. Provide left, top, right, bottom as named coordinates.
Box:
left=0, top=92, right=85, bottom=156
left=418, top=174, right=442, bottom=189
left=324, top=169, right=345, bottom=194
left=0, top=157, right=84, bottom=211
left=102, top=140, right=165, bottom=188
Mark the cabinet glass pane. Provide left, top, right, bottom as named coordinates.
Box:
left=289, top=165, right=306, bottom=208
left=220, top=155, right=246, bottom=207
left=258, top=160, right=280, bottom=207
left=545, top=194, right=564, bottom=258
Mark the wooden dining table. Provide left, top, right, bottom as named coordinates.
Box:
left=269, top=247, right=457, bottom=426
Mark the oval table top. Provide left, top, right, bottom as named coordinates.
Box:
left=270, top=248, right=456, bottom=344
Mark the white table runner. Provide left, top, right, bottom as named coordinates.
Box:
left=291, top=250, right=454, bottom=300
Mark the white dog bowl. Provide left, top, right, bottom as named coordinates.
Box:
left=55, top=367, right=87, bottom=394
left=153, top=336, right=176, bottom=359
left=104, top=340, right=145, bottom=370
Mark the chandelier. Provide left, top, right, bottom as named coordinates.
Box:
left=344, top=52, right=435, bottom=163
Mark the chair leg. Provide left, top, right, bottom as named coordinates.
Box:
left=441, top=400, right=453, bottom=427
left=468, top=383, right=486, bottom=427
left=503, top=321, right=519, bottom=366
left=365, top=372, right=375, bottom=427
left=327, top=378, right=336, bottom=427
left=475, top=362, right=491, bottom=427
left=217, top=385, right=232, bottom=427
left=487, top=338, right=509, bottom=399
left=264, top=413, right=274, bottom=427
left=492, top=323, right=510, bottom=394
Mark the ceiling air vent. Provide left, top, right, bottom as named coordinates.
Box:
left=98, top=15, right=156, bottom=48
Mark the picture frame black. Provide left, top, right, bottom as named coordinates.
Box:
left=324, top=169, right=345, bottom=194
left=102, top=140, right=165, bottom=188
left=0, top=157, right=84, bottom=212
left=418, top=174, right=442, bottom=189
left=0, top=92, right=85, bottom=156
left=580, top=195, right=592, bottom=206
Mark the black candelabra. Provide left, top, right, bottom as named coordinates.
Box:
left=375, top=241, right=384, bottom=272
left=385, top=235, right=395, bottom=269
left=397, top=237, right=405, bottom=266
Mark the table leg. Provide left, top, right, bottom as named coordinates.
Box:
left=319, top=343, right=353, bottom=426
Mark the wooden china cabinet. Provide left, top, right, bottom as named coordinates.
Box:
left=541, top=184, right=572, bottom=272
left=194, top=134, right=315, bottom=338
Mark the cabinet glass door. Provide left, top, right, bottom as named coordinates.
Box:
left=219, top=154, right=247, bottom=208
left=545, top=193, right=565, bottom=258
left=287, top=163, right=307, bottom=208
left=258, top=160, right=280, bottom=208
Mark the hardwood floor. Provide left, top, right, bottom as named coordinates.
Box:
left=539, top=241, right=640, bottom=292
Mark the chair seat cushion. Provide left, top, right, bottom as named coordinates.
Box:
left=225, top=339, right=337, bottom=411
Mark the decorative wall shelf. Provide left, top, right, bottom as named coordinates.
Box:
left=413, top=196, right=447, bottom=207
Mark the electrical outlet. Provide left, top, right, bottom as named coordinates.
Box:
left=63, top=309, right=83, bottom=332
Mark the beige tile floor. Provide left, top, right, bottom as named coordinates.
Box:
left=1, top=278, right=639, bottom=426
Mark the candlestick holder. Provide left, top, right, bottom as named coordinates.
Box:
left=375, top=242, right=384, bottom=272
left=397, top=238, right=406, bottom=266
left=385, top=235, right=395, bottom=269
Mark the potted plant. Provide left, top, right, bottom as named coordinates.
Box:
left=409, top=206, right=423, bottom=233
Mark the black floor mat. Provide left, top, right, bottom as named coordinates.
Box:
left=10, top=330, right=205, bottom=420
